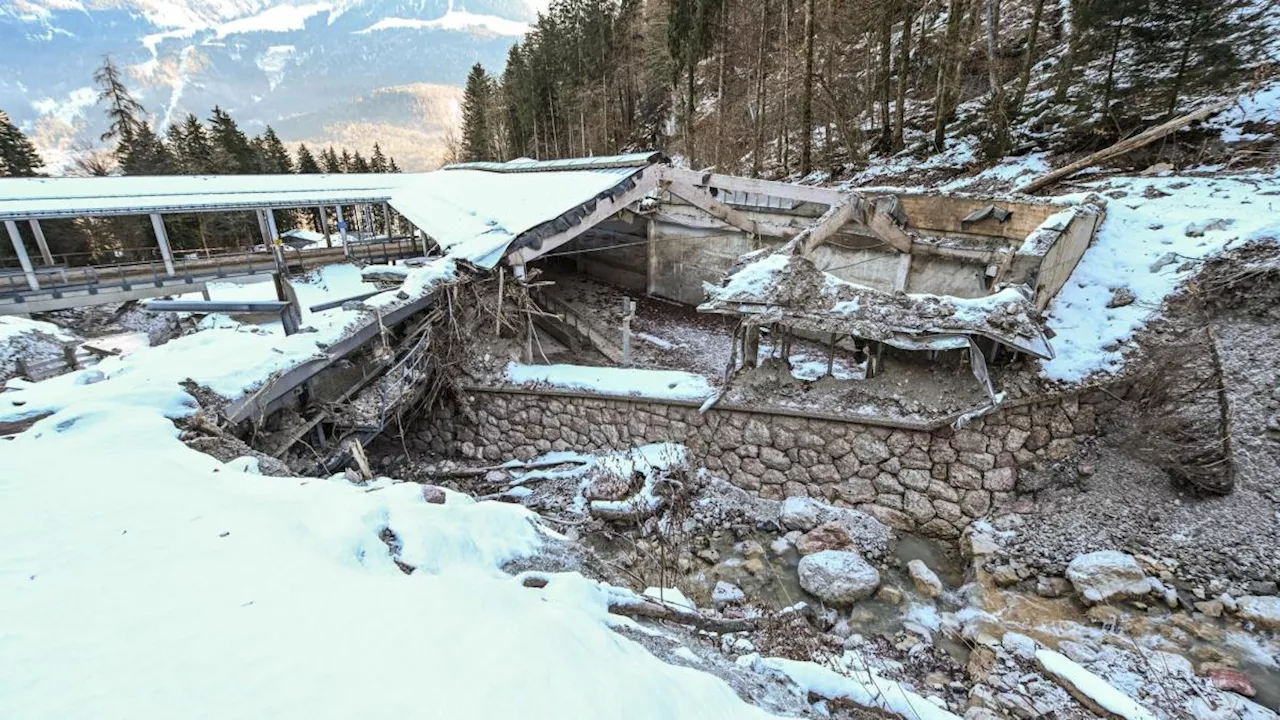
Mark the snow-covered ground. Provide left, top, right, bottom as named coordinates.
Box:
left=1040, top=172, right=1280, bottom=382
left=0, top=275, right=794, bottom=718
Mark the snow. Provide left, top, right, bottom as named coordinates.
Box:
left=388, top=165, right=647, bottom=268
left=1035, top=650, right=1158, bottom=720
left=0, top=315, right=75, bottom=345
left=1040, top=175, right=1280, bottom=382
left=506, top=362, right=715, bottom=402
left=644, top=586, right=696, bottom=611
left=1208, top=80, right=1280, bottom=142
left=716, top=252, right=790, bottom=299
left=359, top=11, right=530, bottom=37
left=759, top=654, right=962, bottom=720
left=0, top=313, right=781, bottom=720
left=214, top=3, right=332, bottom=38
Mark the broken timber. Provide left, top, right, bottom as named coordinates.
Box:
left=1014, top=97, right=1234, bottom=194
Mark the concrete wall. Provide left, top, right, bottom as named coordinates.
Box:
left=561, top=218, right=649, bottom=293
left=420, top=387, right=1120, bottom=539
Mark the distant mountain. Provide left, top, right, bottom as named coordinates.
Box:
left=0, top=0, right=544, bottom=170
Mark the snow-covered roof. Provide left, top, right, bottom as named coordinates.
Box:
left=700, top=252, right=1053, bottom=359
left=0, top=173, right=403, bottom=220
left=388, top=155, right=661, bottom=268
left=0, top=153, right=666, bottom=270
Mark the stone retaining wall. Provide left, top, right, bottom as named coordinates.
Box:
left=420, top=388, right=1121, bottom=539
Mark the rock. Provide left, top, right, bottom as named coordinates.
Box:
left=1194, top=599, right=1224, bottom=618
left=712, top=581, right=746, bottom=609
left=796, top=522, right=854, bottom=556
left=584, top=475, right=631, bottom=501
left=1001, top=632, right=1037, bottom=661
left=875, top=585, right=904, bottom=604
left=1106, top=287, right=1136, bottom=308
left=421, top=485, right=447, bottom=504
left=991, top=565, right=1021, bottom=587
left=1206, top=667, right=1256, bottom=698
left=1236, top=595, right=1280, bottom=629
left=908, top=559, right=944, bottom=598
left=1034, top=576, right=1072, bottom=599
left=1065, top=550, right=1152, bottom=605
left=797, top=550, right=881, bottom=605
left=780, top=496, right=822, bottom=531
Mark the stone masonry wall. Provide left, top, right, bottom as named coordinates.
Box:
left=421, top=389, right=1120, bottom=540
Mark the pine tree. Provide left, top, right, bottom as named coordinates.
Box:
left=340, top=148, right=354, bottom=172
left=370, top=143, right=389, bottom=173
left=172, top=114, right=215, bottom=175
left=93, top=56, right=147, bottom=159
left=350, top=151, right=372, bottom=174
left=322, top=146, right=343, bottom=173
left=120, top=124, right=175, bottom=175
left=254, top=126, right=294, bottom=174
left=208, top=106, right=257, bottom=174
left=0, top=110, right=45, bottom=177
left=388, top=156, right=401, bottom=173
left=296, top=143, right=321, bottom=173
left=461, top=63, right=495, bottom=162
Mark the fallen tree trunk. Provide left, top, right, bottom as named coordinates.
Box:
left=1014, top=98, right=1234, bottom=195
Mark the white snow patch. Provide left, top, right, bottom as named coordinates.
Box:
left=506, top=363, right=715, bottom=402
left=1035, top=649, right=1157, bottom=720
left=644, top=586, right=696, bottom=611
left=759, top=654, right=962, bottom=720
left=214, top=3, right=331, bottom=38
left=358, top=11, right=530, bottom=36
left=1041, top=175, right=1280, bottom=382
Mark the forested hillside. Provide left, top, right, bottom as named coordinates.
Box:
left=457, top=0, right=1279, bottom=179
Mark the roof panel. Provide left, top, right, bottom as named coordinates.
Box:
left=0, top=173, right=409, bottom=220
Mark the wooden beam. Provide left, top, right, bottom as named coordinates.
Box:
left=783, top=197, right=861, bottom=256
left=863, top=196, right=913, bottom=253
left=508, top=163, right=664, bottom=265
left=662, top=167, right=843, bottom=205
left=665, top=177, right=796, bottom=238
left=1014, top=98, right=1234, bottom=194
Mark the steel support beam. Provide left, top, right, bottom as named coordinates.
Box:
left=150, top=213, right=176, bottom=276
left=4, top=220, right=39, bottom=291
left=28, top=219, right=54, bottom=266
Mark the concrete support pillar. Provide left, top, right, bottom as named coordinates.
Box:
left=256, top=209, right=272, bottom=246
left=317, top=205, right=332, bottom=248
left=5, top=220, right=39, bottom=291
left=28, top=219, right=54, bottom=266
left=150, top=213, right=175, bottom=276
left=265, top=208, right=280, bottom=241
left=743, top=325, right=760, bottom=368
left=336, top=205, right=349, bottom=256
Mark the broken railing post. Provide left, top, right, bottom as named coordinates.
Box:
left=621, top=297, right=635, bottom=366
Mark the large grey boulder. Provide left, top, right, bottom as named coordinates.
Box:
left=798, top=550, right=881, bottom=605
left=1065, top=550, right=1151, bottom=605
left=1236, top=595, right=1280, bottom=629
left=780, top=496, right=823, bottom=531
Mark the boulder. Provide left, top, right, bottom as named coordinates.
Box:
left=907, top=559, right=944, bottom=598
left=1065, top=550, right=1152, bottom=605
left=780, top=496, right=822, bottom=531
left=420, top=485, right=447, bottom=504
left=712, top=581, right=746, bottom=609
left=796, top=522, right=854, bottom=556
left=1236, top=595, right=1280, bottom=630
left=797, top=550, right=881, bottom=605
left=1205, top=668, right=1256, bottom=698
